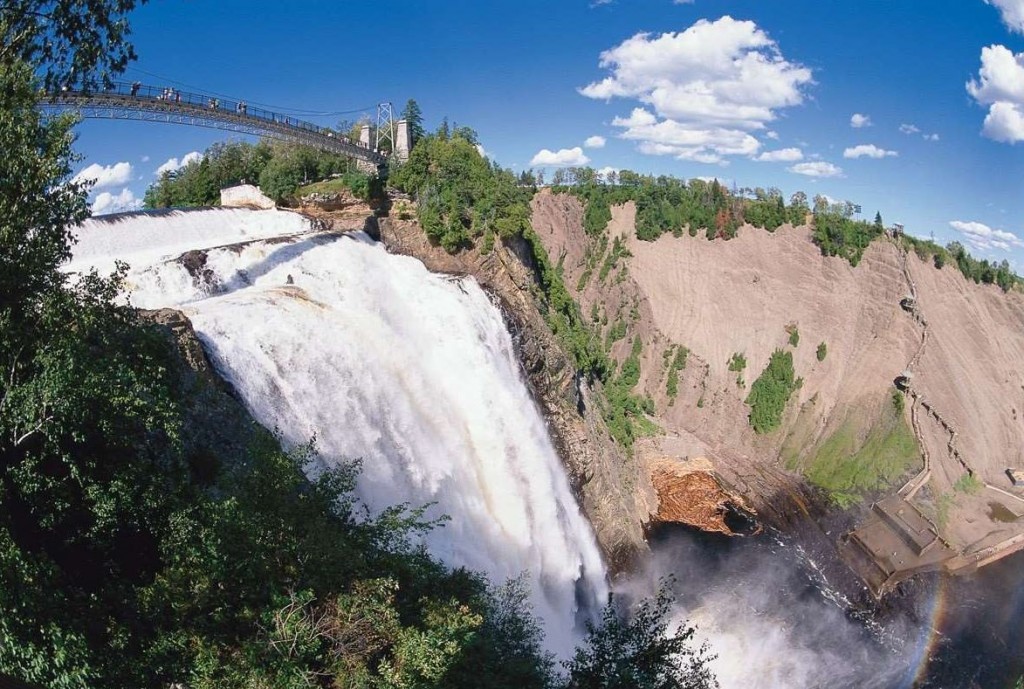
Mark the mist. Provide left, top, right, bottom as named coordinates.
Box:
left=626, top=526, right=929, bottom=689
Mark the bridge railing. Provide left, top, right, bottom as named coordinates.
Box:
left=48, top=81, right=372, bottom=152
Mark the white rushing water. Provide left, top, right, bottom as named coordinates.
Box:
left=71, top=209, right=608, bottom=655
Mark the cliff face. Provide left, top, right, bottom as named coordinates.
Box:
left=376, top=216, right=653, bottom=573
left=530, top=190, right=1024, bottom=575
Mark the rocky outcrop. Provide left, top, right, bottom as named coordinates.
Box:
left=647, top=456, right=757, bottom=536
left=376, top=216, right=653, bottom=574
left=142, top=309, right=272, bottom=472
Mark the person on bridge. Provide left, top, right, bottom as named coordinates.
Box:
left=130, top=81, right=140, bottom=97
left=174, top=90, right=181, bottom=104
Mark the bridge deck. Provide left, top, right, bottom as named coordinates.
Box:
left=43, top=82, right=387, bottom=167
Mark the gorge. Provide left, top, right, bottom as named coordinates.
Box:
left=66, top=195, right=1024, bottom=687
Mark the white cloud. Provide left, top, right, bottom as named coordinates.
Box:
left=596, top=166, right=619, bottom=181
left=788, top=161, right=843, bottom=178
left=899, top=123, right=921, bottom=134
left=673, top=0, right=695, bottom=4
left=950, top=219, right=1024, bottom=252
left=156, top=151, right=202, bottom=176
left=843, top=144, right=898, bottom=159
left=141, top=155, right=150, bottom=162
left=580, top=16, right=812, bottom=164
left=72, top=161, right=133, bottom=191
left=530, top=147, right=590, bottom=166
left=612, top=113, right=760, bottom=163
left=765, top=130, right=779, bottom=140
left=967, top=44, right=1024, bottom=143
left=986, top=0, right=1024, bottom=34
left=850, top=113, right=872, bottom=128
left=923, top=132, right=940, bottom=141
left=90, top=188, right=142, bottom=216
left=982, top=100, right=1024, bottom=142
left=584, top=135, right=606, bottom=148
left=755, top=147, right=803, bottom=162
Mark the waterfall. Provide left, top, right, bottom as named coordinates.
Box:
left=70, top=209, right=608, bottom=656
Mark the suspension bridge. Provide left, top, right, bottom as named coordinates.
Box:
left=42, top=82, right=409, bottom=169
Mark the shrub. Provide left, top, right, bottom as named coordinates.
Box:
left=746, top=350, right=799, bottom=434
left=786, top=324, right=799, bottom=347
left=954, top=473, right=984, bottom=495
left=727, top=352, right=746, bottom=372
left=816, top=342, right=827, bottom=361
left=665, top=345, right=689, bottom=402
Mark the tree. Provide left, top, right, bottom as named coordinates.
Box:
left=1, top=0, right=146, bottom=91
left=564, top=583, right=718, bottom=689
left=402, top=98, right=425, bottom=147
left=874, top=211, right=883, bottom=231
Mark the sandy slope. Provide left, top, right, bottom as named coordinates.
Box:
left=532, top=190, right=1024, bottom=558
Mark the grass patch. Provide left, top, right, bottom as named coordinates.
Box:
left=727, top=352, right=746, bottom=372
left=816, top=341, right=827, bottom=362
left=798, top=405, right=920, bottom=508
left=953, top=473, right=984, bottom=495
left=935, top=492, right=957, bottom=531
left=295, top=177, right=350, bottom=195
left=295, top=172, right=377, bottom=200
left=892, top=389, right=905, bottom=415
left=786, top=323, right=800, bottom=348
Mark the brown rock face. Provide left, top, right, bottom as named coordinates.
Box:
left=376, top=215, right=653, bottom=575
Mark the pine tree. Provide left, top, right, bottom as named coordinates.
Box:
left=401, top=98, right=425, bottom=147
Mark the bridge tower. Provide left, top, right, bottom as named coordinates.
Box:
left=375, top=102, right=396, bottom=155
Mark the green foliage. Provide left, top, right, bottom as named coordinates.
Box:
left=521, top=229, right=608, bottom=380
left=602, top=338, right=657, bottom=450
left=0, top=61, right=89, bottom=311
left=953, top=473, right=984, bottom=495
left=564, top=581, right=718, bottom=689
left=1, top=0, right=144, bottom=92
left=794, top=406, right=919, bottom=508
left=745, top=350, right=798, bottom=434
left=402, top=98, right=426, bottom=148
left=665, top=346, right=689, bottom=403
left=576, top=185, right=614, bottom=236
left=786, top=324, right=799, bottom=348
left=295, top=170, right=378, bottom=200
left=898, top=231, right=1017, bottom=288
left=743, top=187, right=788, bottom=232
left=391, top=127, right=533, bottom=253
left=605, top=319, right=627, bottom=350
left=892, top=389, right=905, bottom=415
left=945, top=241, right=1020, bottom=292
left=727, top=352, right=746, bottom=373
left=787, top=191, right=810, bottom=226
left=563, top=173, right=801, bottom=242
left=142, top=140, right=368, bottom=207
left=599, top=236, right=631, bottom=283
left=810, top=198, right=884, bottom=266
left=816, top=342, right=827, bottom=362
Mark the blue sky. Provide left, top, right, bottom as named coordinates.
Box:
left=71, top=0, right=1024, bottom=265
